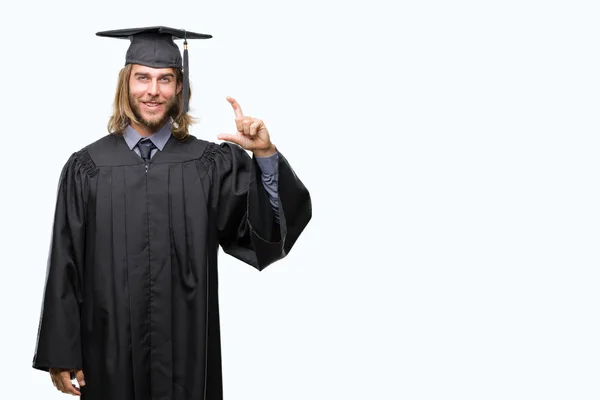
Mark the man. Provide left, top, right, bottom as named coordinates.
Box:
left=32, top=26, right=312, bottom=399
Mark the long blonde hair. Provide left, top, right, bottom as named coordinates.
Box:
left=107, top=64, right=195, bottom=139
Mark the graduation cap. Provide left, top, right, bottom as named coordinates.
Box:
left=96, top=26, right=212, bottom=113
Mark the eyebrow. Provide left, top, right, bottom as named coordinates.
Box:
left=134, top=72, right=175, bottom=78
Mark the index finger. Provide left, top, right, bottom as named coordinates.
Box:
left=226, top=96, right=244, bottom=118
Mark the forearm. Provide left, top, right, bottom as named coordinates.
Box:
left=255, top=151, right=280, bottom=224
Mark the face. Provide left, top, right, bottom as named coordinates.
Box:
left=128, top=64, right=182, bottom=131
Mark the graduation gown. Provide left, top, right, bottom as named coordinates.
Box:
left=32, top=133, right=312, bottom=400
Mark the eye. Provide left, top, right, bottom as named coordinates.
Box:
left=138, top=75, right=148, bottom=81
left=160, top=76, right=172, bottom=82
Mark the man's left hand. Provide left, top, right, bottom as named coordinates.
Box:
left=217, top=97, right=276, bottom=157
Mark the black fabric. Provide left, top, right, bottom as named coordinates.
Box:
left=95, top=26, right=212, bottom=69
left=96, top=26, right=212, bottom=41
left=32, top=134, right=312, bottom=400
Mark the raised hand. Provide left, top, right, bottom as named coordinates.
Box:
left=217, top=97, right=276, bottom=157
left=49, top=368, right=85, bottom=396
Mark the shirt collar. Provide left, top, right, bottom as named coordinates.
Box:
left=123, top=120, right=172, bottom=151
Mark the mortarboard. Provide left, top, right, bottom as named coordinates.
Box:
left=96, top=26, right=212, bottom=113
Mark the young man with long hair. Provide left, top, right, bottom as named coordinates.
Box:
left=32, top=26, right=311, bottom=399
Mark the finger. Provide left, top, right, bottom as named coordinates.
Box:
left=235, top=116, right=253, bottom=133
left=50, top=369, right=66, bottom=392
left=217, top=134, right=253, bottom=150
left=226, top=96, right=244, bottom=119
left=242, top=119, right=252, bottom=135
left=59, top=372, right=72, bottom=394
left=60, top=372, right=80, bottom=395
left=54, top=374, right=65, bottom=392
left=51, top=371, right=65, bottom=392
left=235, top=117, right=244, bottom=133
left=71, top=383, right=82, bottom=396
left=50, top=373, right=58, bottom=389
left=249, top=120, right=261, bottom=137
left=217, top=133, right=242, bottom=146
left=75, top=370, right=86, bottom=388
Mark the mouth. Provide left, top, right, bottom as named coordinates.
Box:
left=142, top=101, right=163, bottom=109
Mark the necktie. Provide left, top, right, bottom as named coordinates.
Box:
left=138, top=139, right=157, bottom=162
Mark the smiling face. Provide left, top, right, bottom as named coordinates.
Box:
left=128, top=64, right=182, bottom=135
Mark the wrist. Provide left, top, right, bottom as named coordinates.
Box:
left=253, top=144, right=276, bottom=158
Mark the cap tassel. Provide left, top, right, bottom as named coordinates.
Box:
left=182, top=32, right=189, bottom=114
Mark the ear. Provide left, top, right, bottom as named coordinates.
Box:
left=176, top=80, right=183, bottom=96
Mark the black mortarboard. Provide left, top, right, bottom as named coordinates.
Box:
left=96, top=26, right=212, bottom=113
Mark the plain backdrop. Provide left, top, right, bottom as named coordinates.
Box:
left=0, top=0, right=599, bottom=399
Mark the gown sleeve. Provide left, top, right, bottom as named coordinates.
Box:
left=32, top=151, right=89, bottom=372
left=209, top=142, right=311, bottom=271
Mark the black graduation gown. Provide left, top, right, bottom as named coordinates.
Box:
left=32, top=133, right=312, bottom=400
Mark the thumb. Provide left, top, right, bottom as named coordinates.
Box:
left=75, top=370, right=86, bottom=387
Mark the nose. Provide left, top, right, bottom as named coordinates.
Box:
left=147, top=79, right=159, bottom=96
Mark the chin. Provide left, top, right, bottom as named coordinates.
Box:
left=141, top=109, right=165, bottom=121
left=142, top=114, right=169, bottom=129
left=144, top=114, right=164, bottom=123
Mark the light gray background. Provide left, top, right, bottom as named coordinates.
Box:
left=0, top=0, right=598, bottom=399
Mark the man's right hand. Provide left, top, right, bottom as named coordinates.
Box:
left=49, top=368, right=85, bottom=396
